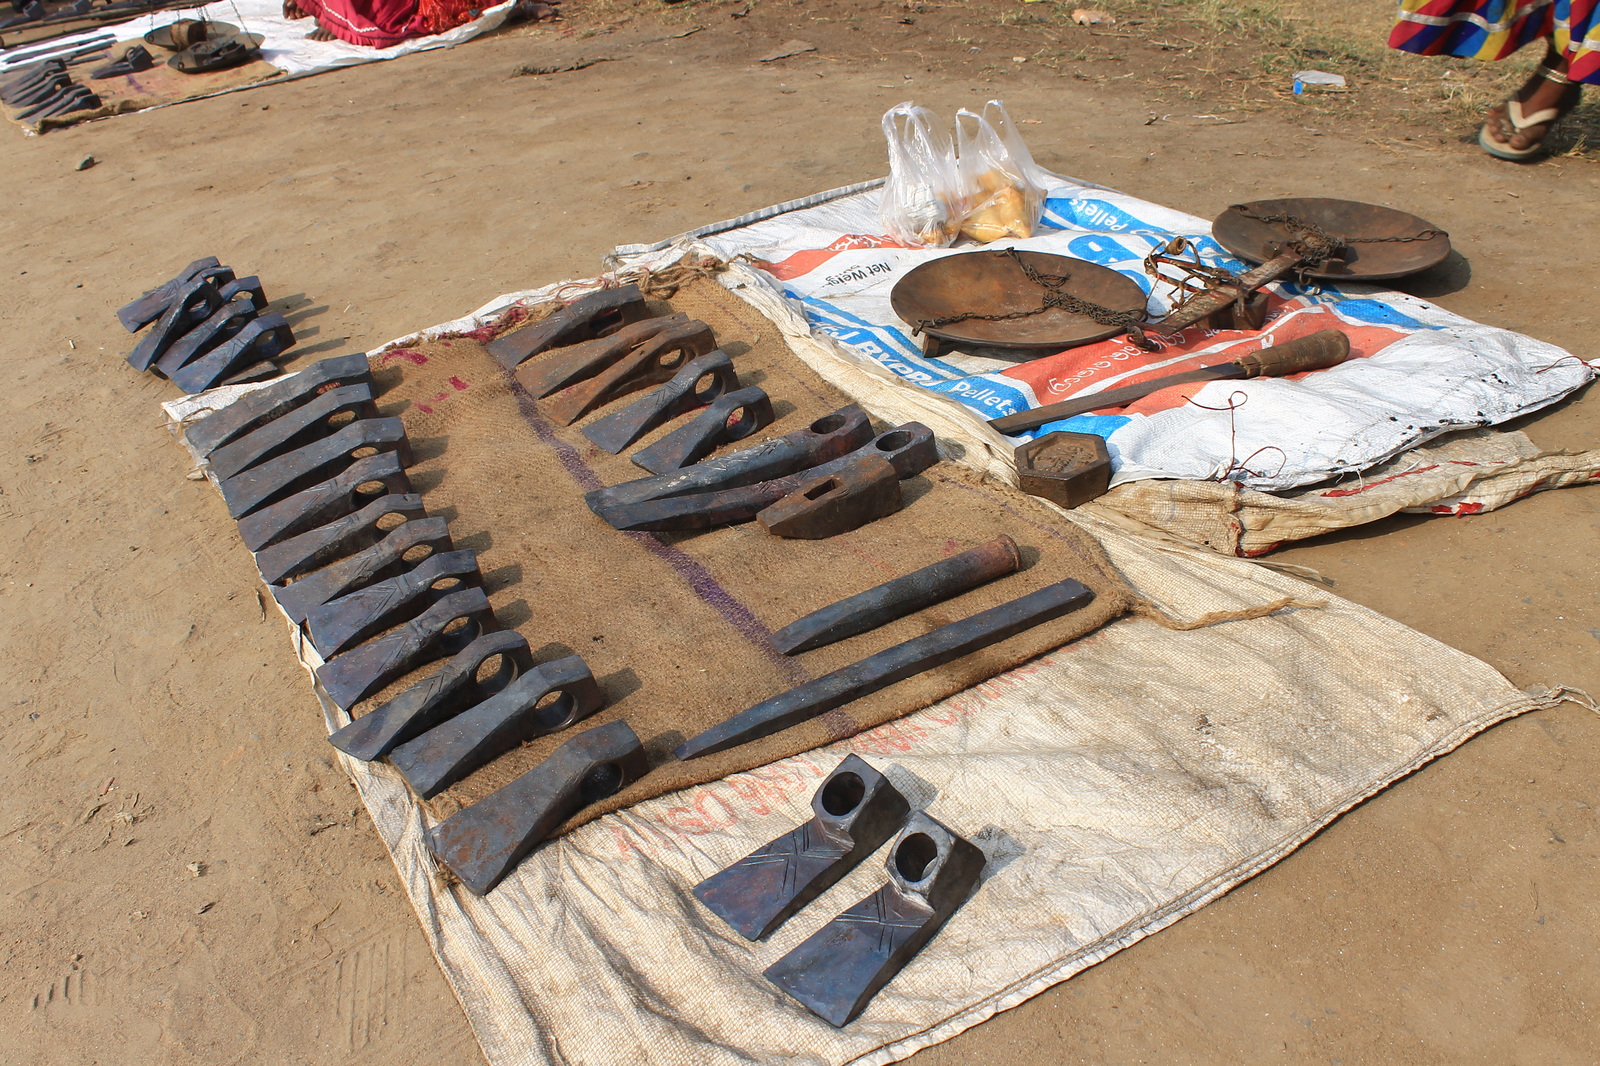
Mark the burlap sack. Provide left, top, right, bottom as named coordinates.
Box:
left=343, top=277, right=1132, bottom=831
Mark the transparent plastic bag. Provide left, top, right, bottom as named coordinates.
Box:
left=880, top=102, right=968, bottom=248
left=954, top=100, right=1047, bottom=243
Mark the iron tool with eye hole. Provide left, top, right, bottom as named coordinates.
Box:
left=694, top=755, right=910, bottom=941
left=426, top=720, right=649, bottom=895
left=764, top=810, right=986, bottom=1027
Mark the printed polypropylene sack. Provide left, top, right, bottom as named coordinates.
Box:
left=955, top=100, right=1046, bottom=242
left=880, top=102, right=968, bottom=248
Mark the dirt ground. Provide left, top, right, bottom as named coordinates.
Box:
left=1, top=1, right=1596, bottom=1063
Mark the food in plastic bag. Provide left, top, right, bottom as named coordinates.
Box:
left=880, top=102, right=968, bottom=248
left=955, top=100, right=1047, bottom=243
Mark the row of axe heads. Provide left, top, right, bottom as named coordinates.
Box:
left=181, top=351, right=647, bottom=896
left=117, top=256, right=296, bottom=393
left=492, top=283, right=778, bottom=472
left=494, top=284, right=931, bottom=539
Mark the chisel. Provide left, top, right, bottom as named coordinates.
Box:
left=988, top=328, right=1351, bottom=436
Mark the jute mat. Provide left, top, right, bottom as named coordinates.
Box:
left=349, top=276, right=1132, bottom=831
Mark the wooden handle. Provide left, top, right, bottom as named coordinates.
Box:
left=1234, top=329, right=1350, bottom=378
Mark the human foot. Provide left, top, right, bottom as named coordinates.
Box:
left=1480, top=52, right=1583, bottom=159
left=282, top=0, right=309, bottom=19
left=307, top=21, right=335, bottom=40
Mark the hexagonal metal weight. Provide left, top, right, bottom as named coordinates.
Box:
left=1015, top=431, right=1112, bottom=508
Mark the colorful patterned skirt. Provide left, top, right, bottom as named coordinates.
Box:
left=1390, top=0, right=1600, bottom=85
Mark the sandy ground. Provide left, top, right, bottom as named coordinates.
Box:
left=1, top=2, right=1597, bottom=1063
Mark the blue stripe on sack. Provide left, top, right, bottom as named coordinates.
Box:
left=925, top=374, right=1036, bottom=420
left=793, top=293, right=963, bottom=384
left=1036, top=413, right=1134, bottom=439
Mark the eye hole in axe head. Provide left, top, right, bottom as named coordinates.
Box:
left=126, top=275, right=226, bottom=372
left=580, top=349, right=738, bottom=454
left=253, top=491, right=426, bottom=586
left=693, top=754, right=911, bottom=941
left=237, top=449, right=411, bottom=553
left=629, top=385, right=776, bottom=474
left=545, top=320, right=718, bottom=427
left=219, top=417, right=412, bottom=519
left=305, top=548, right=483, bottom=659
left=485, top=284, right=649, bottom=369
left=756, top=454, right=904, bottom=540
left=186, top=352, right=373, bottom=457
left=425, top=719, right=649, bottom=895
left=389, top=653, right=606, bottom=800
left=762, top=809, right=986, bottom=1027
left=170, top=312, right=297, bottom=395
left=314, top=586, right=496, bottom=712
left=270, top=515, right=453, bottom=625
left=328, top=630, right=536, bottom=762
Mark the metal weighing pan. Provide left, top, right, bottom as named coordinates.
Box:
left=1212, top=198, right=1451, bottom=281
left=889, top=249, right=1149, bottom=352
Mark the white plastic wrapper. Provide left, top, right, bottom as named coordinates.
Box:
left=879, top=102, right=968, bottom=248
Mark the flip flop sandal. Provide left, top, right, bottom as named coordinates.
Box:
left=1479, top=63, right=1581, bottom=161
left=89, top=43, right=153, bottom=78
left=144, top=19, right=238, bottom=51
left=167, top=32, right=262, bottom=74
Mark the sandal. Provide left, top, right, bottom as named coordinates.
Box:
left=1479, top=62, right=1583, bottom=161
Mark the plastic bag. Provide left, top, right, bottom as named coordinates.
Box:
left=954, top=100, right=1047, bottom=243
left=880, top=102, right=968, bottom=248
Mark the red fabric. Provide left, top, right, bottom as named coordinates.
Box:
left=299, top=0, right=477, bottom=47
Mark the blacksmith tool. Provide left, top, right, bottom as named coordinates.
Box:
left=218, top=417, right=410, bottom=518
left=756, top=454, right=902, bottom=539
left=586, top=405, right=873, bottom=512
left=427, top=719, right=648, bottom=895
left=315, top=586, right=495, bottom=712
left=389, top=654, right=605, bottom=800
left=169, top=311, right=295, bottom=394
left=126, top=276, right=225, bottom=372
left=630, top=386, right=774, bottom=474
left=252, top=492, right=425, bottom=586
left=580, top=349, right=736, bottom=453
left=271, top=516, right=452, bottom=624
left=236, top=450, right=410, bottom=552
left=764, top=811, right=985, bottom=1027
left=694, top=755, right=910, bottom=940
left=1015, top=432, right=1112, bottom=508
left=676, top=576, right=1094, bottom=759
left=596, top=423, right=936, bottom=534
left=151, top=294, right=258, bottom=378
left=772, top=535, right=1022, bottom=655
left=1, top=60, right=65, bottom=101
left=513, top=313, right=689, bottom=398
left=89, top=44, right=153, bottom=78
left=485, top=284, right=648, bottom=369
left=185, top=351, right=371, bottom=457
left=206, top=383, right=378, bottom=481
left=304, top=549, right=481, bottom=658
left=328, top=630, right=534, bottom=762
left=216, top=274, right=267, bottom=311
left=987, top=329, right=1351, bottom=436
left=5, top=68, right=68, bottom=106
left=116, top=256, right=223, bottom=333
left=544, top=319, right=718, bottom=426
left=21, top=84, right=99, bottom=120
left=328, top=627, right=534, bottom=758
